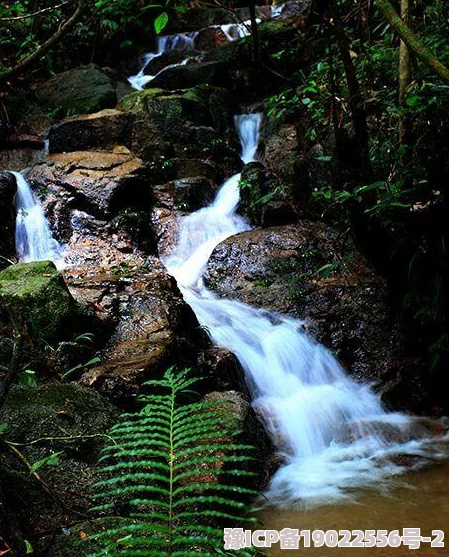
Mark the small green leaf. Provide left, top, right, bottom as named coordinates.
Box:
left=154, top=12, right=168, bottom=34
left=62, top=356, right=101, bottom=378
left=0, top=422, right=8, bottom=435
left=29, top=451, right=63, bottom=475
left=25, top=540, right=34, bottom=554
left=18, top=370, right=37, bottom=387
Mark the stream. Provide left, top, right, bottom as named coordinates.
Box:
left=164, top=113, right=449, bottom=508
left=259, top=459, right=449, bottom=555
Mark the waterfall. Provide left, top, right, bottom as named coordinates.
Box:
left=164, top=115, right=448, bottom=507
left=128, top=20, right=253, bottom=91
left=128, top=33, right=198, bottom=90
left=12, top=171, right=64, bottom=269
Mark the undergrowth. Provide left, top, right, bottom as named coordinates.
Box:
left=89, top=367, right=261, bottom=557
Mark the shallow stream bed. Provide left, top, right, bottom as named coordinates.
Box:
left=258, top=459, right=449, bottom=556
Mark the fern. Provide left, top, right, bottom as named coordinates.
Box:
left=89, top=367, right=261, bottom=557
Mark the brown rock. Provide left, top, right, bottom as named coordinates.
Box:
left=26, top=150, right=151, bottom=218
left=71, top=258, right=207, bottom=400
left=205, top=223, right=402, bottom=386
left=194, top=26, right=229, bottom=51
left=48, top=109, right=134, bottom=153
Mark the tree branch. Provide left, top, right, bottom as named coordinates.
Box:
left=0, top=0, right=71, bottom=22
left=376, top=0, right=449, bottom=86
left=0, top=0, right=86, bottom=81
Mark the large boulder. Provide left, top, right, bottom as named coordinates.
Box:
left=205, top=223, right=403, bottom=388
left=48, top=109, right=134, bottom=153
left=0, top=172, right=17, bottom=262
left=27, top=150, right=151, bottom=219
left=0, top=261, right=88, bottom=342
left=68, top=257, right=207, bottom=400
left=118, top=86, right=241, bottom=173
left=34, top=65, right=117, bottom=117
left=150, top=60, right=226, bottom=90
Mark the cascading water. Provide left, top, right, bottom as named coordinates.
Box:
left=128, top=20, right=253, bottom=91
left=12, top=171, right=64, bottom=269
left=164, top=114, right=448, bottom=507
left=128, top=33, right=198, bottom=90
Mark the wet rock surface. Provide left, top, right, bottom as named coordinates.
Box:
left=48, top=109, right=134, bottom=153
left=65, top=257, right=207, bottom=401
left=205, top=223, right=403, bottom=387
left=0, top=171, right=17, bottom=261
left=33, top=65, right=118, bottom=117
left=26, top=150, right=151, bottom=219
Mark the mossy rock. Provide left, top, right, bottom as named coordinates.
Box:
left=0, top=261, right=87, bottom=342
left=2, top=383, right=117, bottom=446
left=34, top=65, right=117, bottom=117
left=120, top=87, right=210, bottom=133
left=0, top=384, right=118, bottom=542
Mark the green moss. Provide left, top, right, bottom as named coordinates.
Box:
left=118, top=87, right=165, bottom=111
left=0, top=261, right=81, bottom=341
left=2, top=384, right=118, bottom=451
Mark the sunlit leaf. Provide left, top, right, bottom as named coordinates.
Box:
left=154, top=11, right=168, bottom=34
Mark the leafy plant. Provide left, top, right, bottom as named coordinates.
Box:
left=73, top=332, right=95, bottom=345
left=29, top=450, right=63, bottom=475
left=62, top=356, right=101, bottom=378
left=18, top=369, right=37, bottom=387
left=89, top=367, right=259, bottom=557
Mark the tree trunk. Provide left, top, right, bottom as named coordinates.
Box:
left=376, top=0, right=449, bottom=86
left=248, top=0, right=260, bottom=66
left=398, top=0, right=411, bottom=147
left=329, top=0, right=372, bottom=181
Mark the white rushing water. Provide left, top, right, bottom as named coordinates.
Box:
left=128, top=34, right=197, bottom=90
left=12, top=171, right=64, bottom=269
left=128, top=21, right=252, bottom=90
left=164, top=114, right=448, bottom=507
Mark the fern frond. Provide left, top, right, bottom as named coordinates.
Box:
left=89, top=367, right=262, bottom=557
left=101, top=460, right=171, bottom=473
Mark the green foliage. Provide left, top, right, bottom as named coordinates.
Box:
left=62, top=356, right=101, bottom=378
left=18, top=369, right=37, bottom=387
left=89, top=367, right=260, bottom=557
left=154, top=11, right=169, bottom=34
left=0, top=0, right=169, bottom=76
left=29, top=450, right=63, bottom=475
left=312, top=178, right=417, bottom=216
